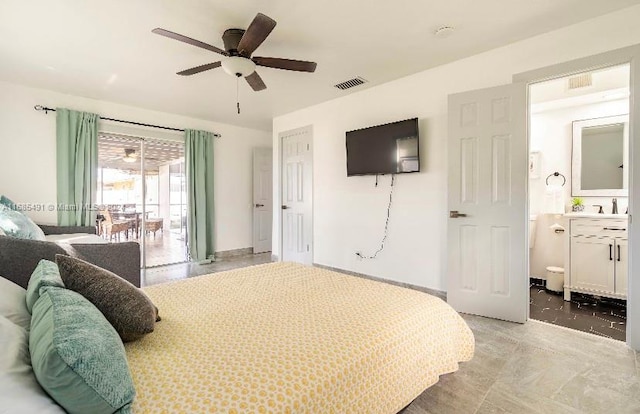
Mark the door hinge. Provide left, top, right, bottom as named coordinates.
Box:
left=307, top=144, right=310, bottom=151
left=307, top=244, right=310, bottom=252
left=629, top=214, right=632, bottom=224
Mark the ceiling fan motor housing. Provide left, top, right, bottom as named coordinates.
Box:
left=223, top=29, right=245, bottom=55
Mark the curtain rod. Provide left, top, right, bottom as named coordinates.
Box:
left=33, top=105, right=221, bottom=138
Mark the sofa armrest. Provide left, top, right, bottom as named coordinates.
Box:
left=0, top=236, right=141, bottom=288
left=0, top=236, right=67, bottom=288
left=38, top=225, right=96, bottom=235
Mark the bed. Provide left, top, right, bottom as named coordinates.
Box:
left=125, top=262, right=474, bottom=413
left=1, top=261, right=474, bottom=414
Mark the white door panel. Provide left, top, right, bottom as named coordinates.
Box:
left=253, top=148, right=273, bottom=254
left=281, top=127, right=313, bottom=264
left=448, top=83, right=527, bottom=323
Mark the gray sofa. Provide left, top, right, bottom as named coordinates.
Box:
left=0, top=225, right=141, bottom=288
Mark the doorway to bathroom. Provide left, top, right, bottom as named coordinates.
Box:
left=527, top=64, right=630, bottom=341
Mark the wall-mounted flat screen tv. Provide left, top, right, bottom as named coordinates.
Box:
left=345, top=118, right=419, bottom=176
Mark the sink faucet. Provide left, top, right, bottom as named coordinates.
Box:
left=612, top=198, right=618, bottom=214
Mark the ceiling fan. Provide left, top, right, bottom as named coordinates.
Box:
left=122, top=149, right=138, bottom=163
left=152, top=12, right=317, bottom=93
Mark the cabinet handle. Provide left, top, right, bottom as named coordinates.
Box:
left=604, top=227, right=626, bottom=231
left=618, top=244, right=621, bottom=262
left=609, top=244, right=613, bottom=261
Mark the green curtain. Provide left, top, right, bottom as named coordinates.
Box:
left=56, top=108, right=99, bottom=226
left=185, top=129, right=216, bottom=262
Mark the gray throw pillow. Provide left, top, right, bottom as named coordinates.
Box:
left=55, top=255, right=158, bottom=342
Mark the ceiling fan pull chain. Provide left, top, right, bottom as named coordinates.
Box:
left=236, top=75, right=241, bottom=114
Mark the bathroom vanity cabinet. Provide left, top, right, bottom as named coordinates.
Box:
left=564, top=214, right=627, bottom=301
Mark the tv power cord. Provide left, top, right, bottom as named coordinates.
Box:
left=356, top=174, right=395, bottom=260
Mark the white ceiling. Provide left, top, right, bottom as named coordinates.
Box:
left=0, top=0, right=637, bottom=131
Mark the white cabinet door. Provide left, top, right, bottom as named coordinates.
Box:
left=570, top=236, right=615, bottom=293
left=615, top=238, right=628, bottom=295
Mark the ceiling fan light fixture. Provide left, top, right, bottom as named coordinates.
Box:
left=221, top=56, right=256, bottom=77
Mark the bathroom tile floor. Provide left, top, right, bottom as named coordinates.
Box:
left=529, top=280, right=626, bottom=341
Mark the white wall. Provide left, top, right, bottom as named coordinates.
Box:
left=0, top=81, right=272, bottom=252
left=272, top=5, right=640, bottom=291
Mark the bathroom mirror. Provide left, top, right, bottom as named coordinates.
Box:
left=572, top=114, right=629, bottom=197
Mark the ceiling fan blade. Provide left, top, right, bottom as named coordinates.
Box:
left=252, top=56, right=317, bottom=72
left=237, top=13, right=276, bottom=57
left=177, top=61, right=222, bottom=76
left=152, top=28, right=228, bottom=56
left=245, top=71, right=267, bottom=91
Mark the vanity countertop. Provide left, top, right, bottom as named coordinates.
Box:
left=563, top=212, right=628, bottom=219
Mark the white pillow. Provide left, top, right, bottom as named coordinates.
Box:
left=0, top=315, right=65, bottom=413
left=0, top=276, right=30, bottom=329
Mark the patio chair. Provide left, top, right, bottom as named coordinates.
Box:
left=101, top=209, right=132, bottom=242
left=145, top=218, right=164, bottom=238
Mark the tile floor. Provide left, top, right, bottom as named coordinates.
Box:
left=529, top=280, right=627, bottom=341
left=402, top=314, right=639, bottom=414
left=141, top=252, right=272, bottom=286
left=142, top=255, right=640, bottom=414
left=143, top=230, right=188, bottom=267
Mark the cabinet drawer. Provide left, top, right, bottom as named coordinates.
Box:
left=570, top=219, right=627, bottom=236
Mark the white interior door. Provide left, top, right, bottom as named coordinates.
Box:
left=281, top=127, right=313, bottom=264
left=253, top=148, right=273, bottom=254
left=447, top=83, right=527, bottom=323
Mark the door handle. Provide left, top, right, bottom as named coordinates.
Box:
left=609, top=244, right=613, bottom=261
left=281, top=205, right=290, bottom=210
left=255, top=204, right=264, bottom=208
left=449, top=210, right=468, bottom=218
left=617, top=244, right=621, bottom=262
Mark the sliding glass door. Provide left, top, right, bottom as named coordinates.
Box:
left=97, top=133, right=187, bottom=268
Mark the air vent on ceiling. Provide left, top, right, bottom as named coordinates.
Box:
left=568, top=73, right=592, bottom=90
left=334, top=76, right=368, bottom=90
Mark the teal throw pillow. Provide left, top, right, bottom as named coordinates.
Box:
left=25, top=260, right=65, bottom=313
left=0, top=195, right=16, bottom=209
left=0, top=204, right=46, bottom=241
left=29, top=286, right=136, bottom=414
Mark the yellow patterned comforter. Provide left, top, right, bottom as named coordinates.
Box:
left=125, top=262, right=474, bottom=413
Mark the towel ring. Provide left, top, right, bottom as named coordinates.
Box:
left=545, top=172, right=566, bottom=186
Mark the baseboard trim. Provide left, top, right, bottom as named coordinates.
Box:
left=215, top=247, right=253, bottom=259
left=312, top=263, right=446, bottom=300
left=271, top=254, right=279, bottom=262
